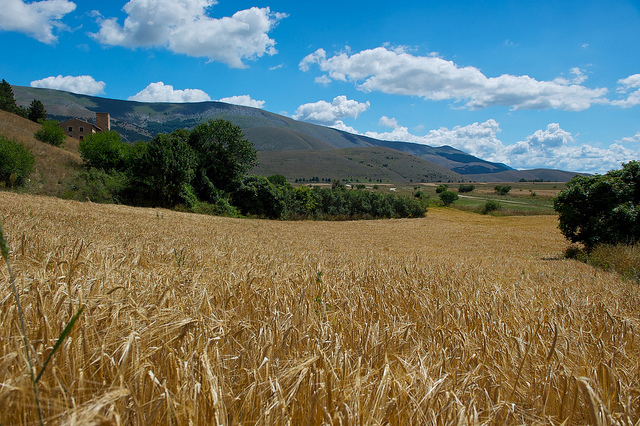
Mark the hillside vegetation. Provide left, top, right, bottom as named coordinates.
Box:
left=0, top=109, right=82, bottom=196
left=1, top=192, right=639, bottom=424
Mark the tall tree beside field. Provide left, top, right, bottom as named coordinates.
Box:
left=131, top=131, right=198, bottom=208
left=554, top=161, right=640, bottom=250
left=188, top=119, right=258, bottom=198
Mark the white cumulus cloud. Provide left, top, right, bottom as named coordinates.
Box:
left=618, top=132, right=640, bottom=144
left=300, top=47, right=609, bottom=111
left=293, top=95, right=370, bottom=126
left=217, top=95, right=265, bottom=108
left=0, top=0, right=76, bottom=44
left=379, top=116, right=398, bottom=128
left=611, top=74, right=640, bottom=108
left=364, top=118, right=638, bottom=174
left=128, top=82, right=211, bottom=102
left=30, top=75, right=106, bottom=95
left=91, top=0, right=287, bottom=68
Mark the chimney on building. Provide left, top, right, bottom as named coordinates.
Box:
left=96, top=112, right=111, bottom=132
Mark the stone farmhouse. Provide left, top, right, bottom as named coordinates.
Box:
left=59, top=112, right=110, bottom=141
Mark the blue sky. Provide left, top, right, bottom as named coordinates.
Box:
left=0, top=0, right=639, bottom=174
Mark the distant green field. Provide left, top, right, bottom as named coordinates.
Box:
left=329, top=182, right=564, bottom=215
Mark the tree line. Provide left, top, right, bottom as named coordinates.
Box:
left=75, top=120, right=427, bottom=220
left=0, top=79, right=47, bottom=122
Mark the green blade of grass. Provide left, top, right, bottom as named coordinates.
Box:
left=35, top=305, right=85, bottom=384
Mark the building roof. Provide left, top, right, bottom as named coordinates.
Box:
left=59, top=117, right=103, bottom=132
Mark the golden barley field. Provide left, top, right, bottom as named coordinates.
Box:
left=1, top=191, right=640, bottom=425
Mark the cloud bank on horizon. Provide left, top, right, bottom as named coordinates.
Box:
left=1, top=0, right=639, bottom=174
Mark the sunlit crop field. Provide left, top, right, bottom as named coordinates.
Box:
left=1, top=191, right=639, bottom=425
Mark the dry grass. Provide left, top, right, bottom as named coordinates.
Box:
left=0, top=110, right=83, bottom=196
left=1, top=192, right=640, bottom=425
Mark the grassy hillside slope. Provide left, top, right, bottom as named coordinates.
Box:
left=0, top=110, right=82, bottom=196
left=465, top=168, right=586, bottom=182
left=252, top=146, right=464, bottom=183
left=1, top=192, right=639, bottom=424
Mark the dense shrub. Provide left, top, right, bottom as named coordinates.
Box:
left=458, top=184, right=475, bottom=193
left=435, top=184, right=448, bottom=193
left=554, top=161, right=640, bottom=250
left=481, top=200, right=501, bottom=215
left=0, top=136, right=35, bottom=187
left=439, top=190, right=459, bottom=206
left=65, top=169, right=129, bottom=204
left=79, top=131, right=131, bottom=171
left=494, top=185, right=512, bottom=195
left=232, top=175, right=285, bottom=219
left=34, top=120, right=66, bottom=147
left=564, top=243, right=640, bottom=282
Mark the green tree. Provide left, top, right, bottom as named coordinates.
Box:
left=0, top=79, right=18, bottom=114
left=232, top=175, right=285, bottom=219
left=268, top=174, right=292, bottom=189
left=0, top=136, right=35, bottom=187
left=554, top=161, right=640, bottom=250
left=131, top=132, right=198, bottom=208
left=79, top=131, right=129, bottom=172
left=439, top=190, right=459, bottom=206
left=188, top=119, right=258, bottom=198
left=27, top=99, right=47, bottom=122
left=34, top=120, right=66, bottom=147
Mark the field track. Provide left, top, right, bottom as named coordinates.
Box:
left=1, top=191, right=639, bottom=424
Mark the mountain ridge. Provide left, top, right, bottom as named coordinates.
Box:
left=12, top=85, right=583, bottom=182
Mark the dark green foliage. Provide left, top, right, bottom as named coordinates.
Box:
left=232, top=175, right=285, bottom=219
left=0, top=136, right=35, bottom=187
left=65, top=169, right=129, bottom=204
left=458, top=184, right=475, bottom=193
left=187, top=198, right=240, bottom=217
left=66, top=119, right=426, bottom=221
left=481, top=200, right=501, bottom=215
left=283, top=186, right=425, bottom=220
left=554, top=161, right=640, bottom=250
left=435, top=184, right=448, bottom=193
left=439, top=190, right=459, bottom=206
left=267, top=174, right=290, bottom=188
left=79, top=131, right=130, bottom=171
left=34, top=120, right=66, bottom=147
left=27, top=99, right=47, bottom=122
left=332, top=179, right=347, bottom=190
left=188, top=119, right=258, bottom=197
left=130, top=132, right=198, bottom=208
left=494, top=185, right=512, bottom=195
left=0, top=79, right=18, bottom=114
